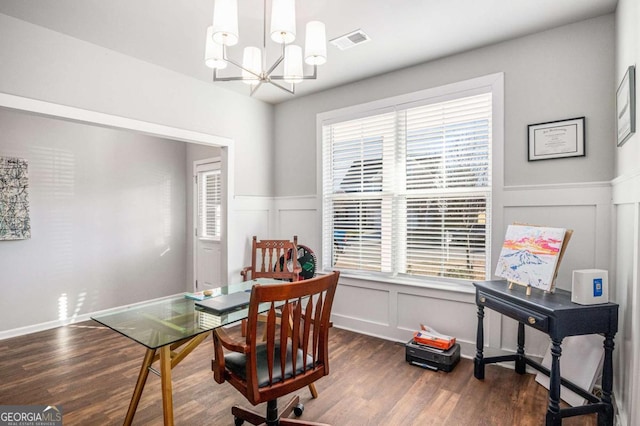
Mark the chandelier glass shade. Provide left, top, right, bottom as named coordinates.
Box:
left=204, top=0, right=327, bottom=95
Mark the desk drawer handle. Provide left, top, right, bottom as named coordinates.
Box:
left=480, top=297, right=486, bottom=303
left=528, top=316, right=536, bottom=325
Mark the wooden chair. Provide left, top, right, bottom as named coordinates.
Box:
left=241, top=236, right=301, bottom=283
left=212, top=271, right=339, bottom=426
left=240, top=235, right=318, bottom=399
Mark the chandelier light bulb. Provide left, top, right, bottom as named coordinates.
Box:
left=304, top=21, right=327, bottom=65
left=270, top=0, right=296, bottom=44
left=212, top=0, right=239, bottom=46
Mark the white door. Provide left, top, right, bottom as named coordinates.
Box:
left=194, top=159, right=222, bottom=291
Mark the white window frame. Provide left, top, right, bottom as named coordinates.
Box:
left=316, top=73, right=504, bottom=288
left=195, top=158, right=222, bottom=241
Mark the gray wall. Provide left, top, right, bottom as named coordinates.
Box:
left=0, top=13, right=274, bottom=197
left=0, top=12, right=275, bottom=334
left=273, top=14, right=614, bottom=196
left=612, top=0, right=640, bottom=424
left=0, top=109, right=188, bottom=332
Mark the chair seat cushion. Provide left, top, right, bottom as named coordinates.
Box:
left=225, top=343, right=315, bottom=388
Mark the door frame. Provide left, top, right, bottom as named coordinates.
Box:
left=193, top=157, right=222, bottom=290
left=0, top=92, right=235, bottom=287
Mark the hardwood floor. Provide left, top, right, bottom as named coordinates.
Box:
left=0, top=321, right=596, bottom=425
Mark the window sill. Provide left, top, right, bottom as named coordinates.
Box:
left=318, top=269, right=477, bottom=295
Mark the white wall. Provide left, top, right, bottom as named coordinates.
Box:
left=270, top=15, right=615, bottom=364
left=613, top=0, right=640, bottom=424
left=0, top=109, right=188, bottom=332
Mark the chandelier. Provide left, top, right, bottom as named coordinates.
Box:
left=204, top=0, right=327, bottom=96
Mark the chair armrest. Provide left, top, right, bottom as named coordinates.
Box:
left=212, top=328, right=249, bottom=384
left=215, top=327, right=248, bottom=353
left=240, top=266, right=252, bottom=281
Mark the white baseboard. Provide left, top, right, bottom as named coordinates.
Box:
left=0, top=293, right=182, bottom=341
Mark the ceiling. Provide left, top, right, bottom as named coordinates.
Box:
left=0, top=0, right=618, bottom=104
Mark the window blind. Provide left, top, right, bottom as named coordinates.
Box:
left=322, top=112, right=396, bottom=273
left=322, top=92, right=491, bottom=281
left=198, top=169, right=221, bottom=239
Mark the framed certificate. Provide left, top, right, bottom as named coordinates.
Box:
left=616, top=65, right=635, bottom=147
left=528, top=117, right=585, bottom=161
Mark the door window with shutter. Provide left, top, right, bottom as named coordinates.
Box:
left=322, top=89, right=493, bottom=282
left=197, top=165, right=221, bottom=240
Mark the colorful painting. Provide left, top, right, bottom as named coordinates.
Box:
left=0, top=157, right=31, bottom=240
left=495, top=224, right=567, bottom=291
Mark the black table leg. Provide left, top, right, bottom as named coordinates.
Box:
left=598, top=334, right=615, bottom=426
left=474, top=304, right=485, bottom=379
left=546, top=338, right=563, bottom=426
left=516, top=322, right=526, bottom=374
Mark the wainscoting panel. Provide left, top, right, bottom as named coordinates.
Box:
left=273, top=195, right=321, bottom=257
left=494, top=182, right=612, bottom=358
left=611, top=167, right=640, bottom=426
left=272, top=183, right=612, bottom=360
left=333, top=283, right=390, bottom=325
left=230, top=196, right=272, bottom=277
left=277, top=208, right=319, bottom=251
left=396, top=292, right=476, bottom=343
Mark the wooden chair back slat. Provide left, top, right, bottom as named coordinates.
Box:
left=279, top=302, right=289, bottom=381
left=266, top=303, right=276, bottom=385
left=302, top=297, right=313, bottom=367
left=312, top=295, right=322, bottom=363
left=290, top=301, right=302, bottom=375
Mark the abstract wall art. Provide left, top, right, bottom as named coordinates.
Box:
left=0, top=157, right=31, bottom=240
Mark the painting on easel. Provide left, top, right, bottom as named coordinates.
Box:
left=495, top=224, right=571, bottom=293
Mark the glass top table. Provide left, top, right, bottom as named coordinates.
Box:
left=92, top=278, right=281, bottom=349
left=90, top=278, right=282, bottom=426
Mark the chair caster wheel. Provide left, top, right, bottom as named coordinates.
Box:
left=293, top=403, right=304, bottom=417
left=234, top=416, right=244, bottom=426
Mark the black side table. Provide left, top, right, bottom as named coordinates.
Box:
left=473, top=280, right=618, bottom=426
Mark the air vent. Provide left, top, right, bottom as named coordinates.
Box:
left=329, top=29, right=371, bottom=51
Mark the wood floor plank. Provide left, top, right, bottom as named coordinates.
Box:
left=0, top=320, right=597, bottom=425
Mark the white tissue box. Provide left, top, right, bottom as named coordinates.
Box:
left=571, top=269, right=608, bottom=305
